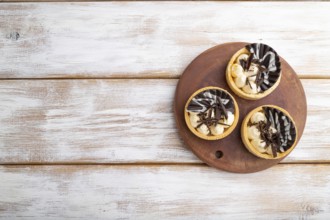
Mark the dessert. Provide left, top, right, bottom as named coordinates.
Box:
left=241, top=105, right=297, bottom=159
left=184, top=87, right=239, bottom=140
left=226, top=43, right=282, bottom=100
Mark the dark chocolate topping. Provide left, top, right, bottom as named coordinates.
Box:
left=187, top=89, right=235, bottom=114
left=187, top=89, right=235, bottom=129
left=262, top=107, right=297, bottom=156
left=243, top=43, right=281, bottom=92
left=254, top=120, right=281, bottom=157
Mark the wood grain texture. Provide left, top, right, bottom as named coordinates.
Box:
left=0, top=79, right=328, bottom=164
left=174, top=42, right=307, bottom=173
left=1, top=164, right=330, bottom=219
left=1, top=0, right=328, bottom=2
left=1, top=2, right=330, bottom=78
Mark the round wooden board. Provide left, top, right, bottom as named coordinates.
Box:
left=174, top=42, right=307, bottom=173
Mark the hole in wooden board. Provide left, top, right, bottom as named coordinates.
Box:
left=215, top=150, right=223, bottom=159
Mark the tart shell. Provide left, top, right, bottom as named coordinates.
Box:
left=241, top=105, right=298, bottom=159
left=226, top=48, right=282, bottom=100
left=184, top=86, right=239, bottom=140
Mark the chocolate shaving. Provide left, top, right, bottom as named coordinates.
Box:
left=214, top=105, right=221, bottom=120
left=218, top=98, right=228, bottom=119
left=187, top=89, right=235, bottom=133
left=252, top=64, right=267, bottom=88
left=240, top=54, right=254, bottom=72
left=254, top=120, right=280, bottom=157
left=246, top=53, right=254, bottom=71
left=240, top=59, right=247, bottom=70
left=251, top=107, right=297, bottom=157
left=196, top=108, right=228, bottom=130
left=245, top=43, right=281, bottom=92
left=247, top=78, right=253, bottom=89
left=241, top=55, right=264, bottom=90
left=266, top=107, right=296, bottom=152
left=255, top=71, right=263, bottom=87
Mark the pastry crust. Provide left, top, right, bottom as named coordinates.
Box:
left=184, top=86, right=239, bottom=140
left=241, top=105, right=298, bottom=159
left=226, top=48, right=281, bottom=100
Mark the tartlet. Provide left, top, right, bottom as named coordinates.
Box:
left=184, top=86, right=239, bottom=140
left=226, top=43, right=282, bottom=100
left=241, top=105, right=297, bottom=159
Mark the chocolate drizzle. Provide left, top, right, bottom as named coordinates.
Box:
left=242, top=43, right=281, bottom=92
left=187, top=89, right=235, bottom=130
left=254, top=107, right=297, bottom=157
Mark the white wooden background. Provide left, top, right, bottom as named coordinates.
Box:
left=1, top=2, right=330, bottom=219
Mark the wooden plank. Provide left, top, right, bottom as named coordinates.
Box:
left=0, top=79, right=189, bottom=164
left=1, top=0, right=329, bottom=1
left=1, top=164, right=330, bottom=219
left=0, top=79, right=328, bottom=164
left=1, top=2, right=330, bottom=78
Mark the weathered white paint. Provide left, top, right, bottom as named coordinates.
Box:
left=0, top=2, right=330, bottom=78
left=0, top=2, right=328, bottom=219
left=0, top=79, right=191, bottom=163
left=0, top=165, right=329, bottom=219
left=0, top=79, right=328, bottom=164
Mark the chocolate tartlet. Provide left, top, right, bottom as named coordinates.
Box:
left=226, top=43, right=281, bottom=100
left=241, top=105, right=297, bottom=159
left=184, top=87, right=239, bottom=140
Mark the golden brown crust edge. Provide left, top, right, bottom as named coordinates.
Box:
left=241, top=105, right=298, bottom=159
left=226, top=48, right=281, bottom=100
left=184, top=86, right=239, bottom=141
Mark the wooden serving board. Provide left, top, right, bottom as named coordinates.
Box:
left=174, top=42, right=307, bottom=173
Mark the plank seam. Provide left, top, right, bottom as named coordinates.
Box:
left=1, top=162, right=330, bottom=166
left=0, top=76, right=327, bottom=80
left=1, top=0, right=330, bottom=2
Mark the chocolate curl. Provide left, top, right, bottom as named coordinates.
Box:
left=260, top=107, right=297, bottom=156
left=245, top=43, right=281, bottom=92
left=187, top=89, right=235, bottom=128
